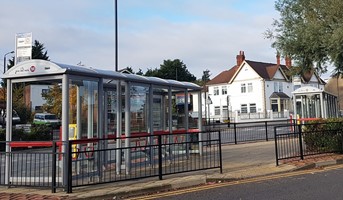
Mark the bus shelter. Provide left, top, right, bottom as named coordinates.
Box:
left=3, top=59, right=203, bottom=185
left=292, top=86, right=338, bottom=119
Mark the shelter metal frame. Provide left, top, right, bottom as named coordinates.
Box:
left=3, top=59, right=203, bottom=185
left=292, top=86, right=338, bottom=119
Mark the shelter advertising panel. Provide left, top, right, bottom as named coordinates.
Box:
left=15, top=32, right=32, bottom=64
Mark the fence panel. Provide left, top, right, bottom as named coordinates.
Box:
left=204, top=119, right=295, bottom=144
left=0, top=141, right=64, bottom=192
left=274, top=122, right=343, bottom=165
left=0, top=131, right=222, bottom=193
left=66, top=131, right=222, bottom=192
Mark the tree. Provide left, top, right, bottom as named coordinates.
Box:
left=144, top=68, right=159, bottom=77
left=265, top=0, right=343, bottom=75
left=195, top=69, right=211, bottom=86
left=136, top=68, right=144, bottom=76
left=123, top=66, right=134, bottom=74
left=145, top=59, right=196, bottom=82
left=7, top=40, right=49, bottom=70
left=201, top=69, right=211, bottom=82
left=42, top=84, right=62, bottom=118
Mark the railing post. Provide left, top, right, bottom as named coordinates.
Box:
left=265, top=121, right=268, bottom=141
left=234, top=123, right=237, bottom=144
left=274, top=126, right=279, bottom=166
left=66, top=141, right=73, bottom=193
left=52, top=141, right=57, bottom=193
left=218, top=131, right=223, bottom=174
left=298, top=124, right=304, bottom=160
left=158, top=135, right=163, bottom=180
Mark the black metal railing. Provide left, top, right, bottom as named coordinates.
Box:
left=0, top=141, right=64, bottom=193
left=274, top=122, right=343, bottom=165
left=65, top=131, right=222, bottom=193
left=0, top=131, right=222, bottom=193
left=204, top=119, right=295, bottom=144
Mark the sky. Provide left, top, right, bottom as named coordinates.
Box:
left=0, top=0, right=332, bottom=79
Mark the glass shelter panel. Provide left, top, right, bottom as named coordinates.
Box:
left=152, top=88, right=165, bottom=131
left=164, top=92, right=172, bottom=131
left=130, top=85, right=149, bottom=133
left=174, top=89, right=188, bottom=130
left=12, top=80, right=62, bottom=140
left=106, top=87, right=117, bottom=136
left=103, top=82, right=125, bottom=136
left=69, top=79, right=99, bottom=139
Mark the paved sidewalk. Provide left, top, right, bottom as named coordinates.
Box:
left=1, top=141, right=343, bottom=200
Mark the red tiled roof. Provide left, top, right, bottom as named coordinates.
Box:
left=208, top=60, right=291, bottom=86
left=245, top=60, right=284, bottom=80
left=207, top=65, right=239, bottom=85
left=208, top=54, right=324, bottom=85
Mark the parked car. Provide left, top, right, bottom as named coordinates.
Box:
left=32, top=113, right=61, bottom=128
left=0, top=109, right=21, bottom=126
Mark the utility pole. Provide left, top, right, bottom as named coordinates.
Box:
left=114, top=0, right=118, bottom=72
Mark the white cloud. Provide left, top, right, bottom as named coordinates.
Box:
left=1, top=0, right=299, bottom=80
left=118, top=1, right=279, bottom=78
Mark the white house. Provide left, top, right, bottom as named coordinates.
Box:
left=24, top=84, right=51, bottom=112
left=206, top=51, right=326, bottom=122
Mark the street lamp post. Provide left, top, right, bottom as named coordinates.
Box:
left=3, top=51, right=14, bottom=74
left=114, top=0, right=118, bottom=72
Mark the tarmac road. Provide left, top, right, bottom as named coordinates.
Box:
left=135, top=164, right=343, bottom=200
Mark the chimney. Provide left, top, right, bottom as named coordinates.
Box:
left=285, top=56, right=292, bottom=68
left=236, top=51, right=245, bottom=66
left=276, top=53, right=280, bottom=65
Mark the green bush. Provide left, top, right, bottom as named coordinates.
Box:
left=14, top=105, right=32, bottom=124
left=0, top=125, right=53, bottom=151
left=0, top=128, right=27, bottom=151
left=0, top=128, right=27, bottom=141
left=302, top=118, right=343, bottom=153
left=28, top=125, right=53, bottom=141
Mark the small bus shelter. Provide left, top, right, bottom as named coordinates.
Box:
left=292, top=86, right=338, bottom=119
left=3, top=59, right=203, bottom=186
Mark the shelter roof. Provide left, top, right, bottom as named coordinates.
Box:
left=292, top=86, right=323, bottom=94
left=3, top=60, right=201, bottom=90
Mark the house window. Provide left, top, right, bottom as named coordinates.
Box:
left=248, top=83, right=253, bottom=93
left=250, top=103, right=256, bottom=113
left=274, top=82, right=283, bottom=92
left=279, top=82, right=283, bottom=92
left=222, top=86, right=227, bottom=95
left=214, top=106, right=220, bottom=115
left=241, top=104, right=247, bottom=113
left=42, top=89, right=49, bottom=95
left=222, top=105, right=228, bottom=116
left=241, top=84, right=246, bottom=93
left=214, top=87, right=219, bottom=96
left=271, top=99, right=278, bottom=112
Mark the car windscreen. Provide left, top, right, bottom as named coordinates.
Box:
left=45, top=115, right=57, bottom=120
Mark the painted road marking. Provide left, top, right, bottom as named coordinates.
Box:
left=128, top=164, right=343, bottom=200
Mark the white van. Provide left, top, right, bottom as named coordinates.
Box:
left=33, top=113, right=61, bottom=128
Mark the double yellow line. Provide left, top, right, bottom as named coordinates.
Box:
left=128, top=164, right=343, bottom=200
